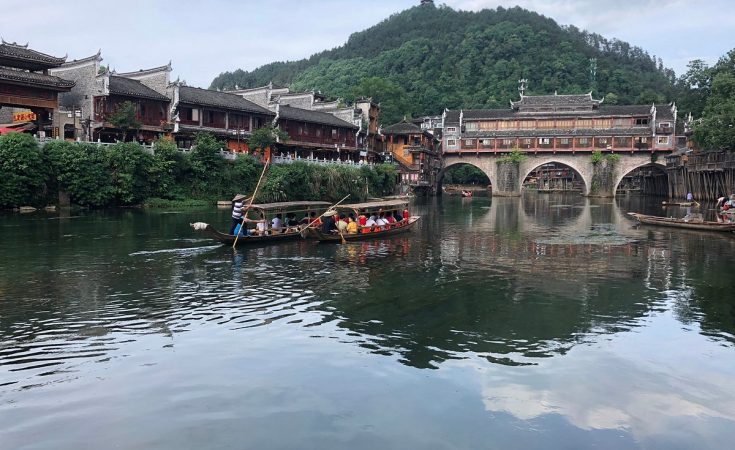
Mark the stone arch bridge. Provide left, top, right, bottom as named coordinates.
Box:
left=441, top=152, right=667, bottom=197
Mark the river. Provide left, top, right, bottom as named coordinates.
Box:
left=1, top=194, right=734, bottom=450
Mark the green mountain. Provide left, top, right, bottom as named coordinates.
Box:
left=210, top=3, right=676, bottom=125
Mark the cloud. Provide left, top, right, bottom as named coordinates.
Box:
left=1, top=0, right=733, bottom=85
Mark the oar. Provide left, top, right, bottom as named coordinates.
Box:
left=232, top=160, right=270, bottom=248
left=303, top=194, right=351, bottom=230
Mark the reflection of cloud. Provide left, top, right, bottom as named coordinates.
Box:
left=464, top=345, right=735, bottom=445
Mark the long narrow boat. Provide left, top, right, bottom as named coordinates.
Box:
left=627, top=212, right=735, bottom=232
left=302, top=199, right=420, bottom=242
left=191, top=201, right=331, bottom=246
left=662, top=201, right=699, bottom=207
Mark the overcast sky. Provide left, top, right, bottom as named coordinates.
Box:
left=1, top=0, right=733, bottom=88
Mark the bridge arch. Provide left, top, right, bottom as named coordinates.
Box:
left=519, top=156, right=591, bottom=196
left=613, top=161, right=668, bottom=197
left=439, top=159, right=495, bottom=193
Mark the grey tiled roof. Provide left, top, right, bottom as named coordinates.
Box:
left=0, top=42, right=66, bottom=69
left=382, top=120, right=423, bottom=135
left=0, top=66, right=74, bottom=90
left=278, top=105, right=357, bottom=129
left=445, top=105, right=659, bottom=124
left=179, top=86, right=273, bottom=115
left=511, top=93, right=600, bottom=108
left=109, top=76, right=169, bottom=101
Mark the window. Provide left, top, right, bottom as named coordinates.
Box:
left=520, top=120, right=535, bottom=129
left=298, top=126, right=303, bottom=135
left=657, top=136, right=669, bottom=145
left=639, top=137, right=648, bottom=143
left=578, top=138, right=590, bottom=145
left=521, top=138, right=532, bottom=147
left=464, top=139, right=474, bottom=146
left=659, top=122, right=671, bottom=127
left=316, top=128, right=321, bottom=137
left=191, top=108, right=199, bottom=121
left=332, top=129, right=338, bottom=139
left=498, top=121, right=514, bottom=129
left=446, top=127, right=457, bottom=133
left=576, top=119, right=592, bottom=128
left=613, top=118, right=629, bottom=127
left=556, top=120, right=574, bottom=128
left=559, top=138, right=569, bottom=144
left=635, top=118, right=649, bottom=126
left=539, top=138, right=551, bottom=145
left=446, top=139, right=457, bottom=147
left=482, top=139, right=492, bottom=146
left=502, top=139, right=514, bottom=146
left=465, top=122, right=478, bottom=131
left=537, top=120, right=554, bottom=129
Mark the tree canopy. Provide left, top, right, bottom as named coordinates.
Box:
left=211, top=4, right=675, bottom=125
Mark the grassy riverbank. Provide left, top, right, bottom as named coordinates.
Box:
left=0, top=133, right=398, bottom=209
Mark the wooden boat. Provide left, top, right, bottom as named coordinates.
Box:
left=662, top=201, right=699, bottom=207
left=627, top=212, right=735, bottom=232
left=302, top=199, right=420, bottom=242
left=191, top=201, right=331, bottom=246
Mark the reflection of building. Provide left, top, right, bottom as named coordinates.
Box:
left=443, top=93, right=677, bottom=155
left=382, top=119, right=440, bottom=187
left=0, top=40, right=74, bottom=137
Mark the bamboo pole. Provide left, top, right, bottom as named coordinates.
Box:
left=232, top=160, right=270, bottom=248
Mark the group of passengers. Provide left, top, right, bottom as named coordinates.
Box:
left=320, top=209, right=409, bottom=235
left=716, top=194, right=735, bottom=223
left=230, top=192, right=411, bottom=237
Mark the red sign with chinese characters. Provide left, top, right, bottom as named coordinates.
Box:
left=13, top=111, right=37, bottom=122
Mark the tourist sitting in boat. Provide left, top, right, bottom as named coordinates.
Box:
left=386, top=212, right=396, bottom=225
left=336, top=214, right=348, bottom=233
left=365, top=214, right=377, bottom=228
left=392, top=210, right=403, bottom=223
left=358, top=213, right=367, bottom=227
left=300, top=212, right=311, bottom=225
left=308, top=211, right=322, bottom=227
left=285, top=213, right=300, bottom=232
left=346, top=217, right=358, bottom=234
left=376, top=212, right=389, bottom=228
left=271, top=214, right=284, bottom=233
left=320, top=210, right=338, bottom=233
left=402, top=208, right=410, bottom=222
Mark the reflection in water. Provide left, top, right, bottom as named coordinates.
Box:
left=1, top=196, right=734, bottom=450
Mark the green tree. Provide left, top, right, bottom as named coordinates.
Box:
left=44, top=141, right=115, bottom=207
left=0, top=133, right=46, bottom=208
left=694, top=71, right=735, bottom=150
left=248, top=124, right=289, bottom=152
left=350, top=77, right=410, bottom=125
left=108, top=101, right=141, bottom=142
left=107, top=142, right=155, bottom=204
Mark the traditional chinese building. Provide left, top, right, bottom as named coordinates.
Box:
left=442, top=93, right=677, bottom=155
left=382, top=119, right=440, bottom=187
left=51, top=53, right=171, bottom=142
left=168, top=83, right=275, bottom=150
left=0, top=40, right=74, bottom=137
left=227, top=83, right=382, bottom=162
left=273, top=103, right=360, bottom=161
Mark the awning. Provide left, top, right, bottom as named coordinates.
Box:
left=0, top=121, right=36, bottom=134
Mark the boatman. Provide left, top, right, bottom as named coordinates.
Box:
left=230, top=194, right=250, bottom=235
left=321, top=210, right=338, bottom=234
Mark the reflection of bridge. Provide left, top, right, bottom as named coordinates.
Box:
left=442, top=153, right=668, bottom=197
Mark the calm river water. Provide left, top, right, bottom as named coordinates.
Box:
left=1, top=194, right=734, bottom=450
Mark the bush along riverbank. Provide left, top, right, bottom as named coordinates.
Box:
left=0, top=133, right=398, bottom=209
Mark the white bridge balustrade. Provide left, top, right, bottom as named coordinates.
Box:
left=35, top=136, right=237, bottom=160
left=271, top=154, right=373, bottom=167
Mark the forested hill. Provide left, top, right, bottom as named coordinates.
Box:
left=210, top=4, right=676, bottom=124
